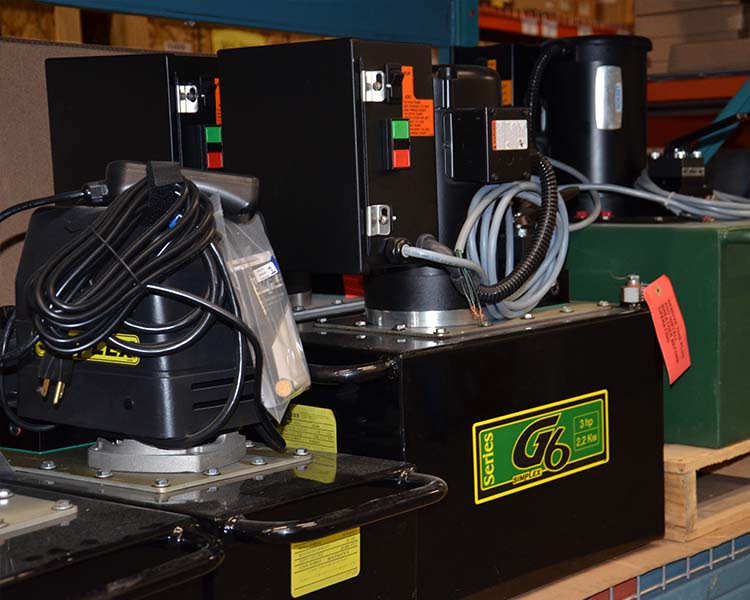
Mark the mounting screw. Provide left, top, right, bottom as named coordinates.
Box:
left=355, top=334, right=367, bottom=340
left=316, top=317, right=328, bottom=323
left=354, top=320, right=366, bottom=327
left=480, top=320, right=491, bottom=327
left=152, top=478, right=170, bottom=488
left=522, top=313, right=534, bottom=320
left=396, top=338, right=407, bottom=344
left=597, top=300, right=610, bottom=307
left=434, top=327, right=447, bottom=335
left=254, top=475, right=265, bottom=481
left=52, top=499, right=73, bottom=511
left=294, top=447, right=310, bottom=456
left=332, top=299, right=343, bottom=305
left=204, top=467, right=221, bottom=477
left=251, top=456, right=267, bottom=466
left=293, top=305, right=305, bottom=313
left=95, top=469, right=112, bottom=479
left=393, top=323, right=407, bottom=331
left=560, top=305, right=574, bottom=314
left=245, top=440, right=255, bottom=448
left=691, top=150, right=703, bottom=158
left=650, top=151, right=661, bottom=160
left=40, top=460, right=57, bottom=471
left=0, top=488, right=14, bottom=499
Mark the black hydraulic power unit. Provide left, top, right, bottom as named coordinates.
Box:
left=298, top=305, right=664, bottom=598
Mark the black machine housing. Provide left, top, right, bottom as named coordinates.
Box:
left=13, top=205, right=269, bottom=445
left=299, top=306, right=664, bottom=598
left=46, top=53, right=221, bottom=193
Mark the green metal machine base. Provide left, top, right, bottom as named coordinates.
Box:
left=567, top=221, right=750, bottom=448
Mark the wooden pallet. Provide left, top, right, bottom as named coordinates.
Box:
left=664, top=440, right=750, bottom=541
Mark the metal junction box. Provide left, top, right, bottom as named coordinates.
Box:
left=298, top=305, right=664, bottom=598
left=568, top=221, right=750, bottom=448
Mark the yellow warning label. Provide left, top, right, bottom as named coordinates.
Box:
left=501, top=80, right=513, bottom=106
left=35, top=333, right=140, bottom=366
left=279, top=404, right=337, bottom=453
left=291, top=528, right=360, bottom=598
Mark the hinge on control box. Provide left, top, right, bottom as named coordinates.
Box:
left=367, top=205, right=392, bottom=236
left=176, top=84, right=199, bottom=113
left=361, top=71, right=386, bottom=103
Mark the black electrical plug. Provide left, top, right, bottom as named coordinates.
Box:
left=38, top=354, right=74, bottom=406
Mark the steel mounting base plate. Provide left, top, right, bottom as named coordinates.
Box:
left=2, top=444, right=311, bottom=496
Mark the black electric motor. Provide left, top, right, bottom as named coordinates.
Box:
left=542, top=35, right=652, bottom=219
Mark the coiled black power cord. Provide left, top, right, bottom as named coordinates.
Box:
left=0, top=177, right=284, bottom=450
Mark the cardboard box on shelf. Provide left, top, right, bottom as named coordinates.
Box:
left=635, top=0, right=742, bottom=17
left=669, top=38, right=750, bottom=74
left=558, top=0, right=576, bottom=18
left=597, top=0, right=634, bottom=25
left=649, top=31, right=742, bottom=63
left=649, top=59, right=669, bottom=74
left=635, top=5, right=746, bottom=38
left=577, top=0, right=595, bottom=20
left=512, top=0, right=558, bottom=13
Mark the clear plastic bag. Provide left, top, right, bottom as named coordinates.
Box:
left=211, top=195, right=310, bottom=422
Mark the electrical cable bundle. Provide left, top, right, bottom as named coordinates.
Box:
left=0, top=173, right=281, bottom=450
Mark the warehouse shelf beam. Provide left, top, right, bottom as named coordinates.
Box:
left=37, top=0, right=480, bottom=47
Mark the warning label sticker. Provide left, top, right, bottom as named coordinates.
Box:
left=401, top=66, right=434, bottom=137
left=472, top=390, right=609, bottom=505
left=291, top=528, right=360, bottom=597
left=279, top=404, right=337, bottom=453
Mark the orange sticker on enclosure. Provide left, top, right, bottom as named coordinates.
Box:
left=214, top=77, right=222, bottom=125
left=401, top=66, right=434, bottom=137
left=643, top=275, right=691, bottom=385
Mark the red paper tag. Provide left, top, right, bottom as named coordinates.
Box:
left=643, top=275, right=691, bottom=385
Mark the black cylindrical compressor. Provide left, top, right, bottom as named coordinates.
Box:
left=542, top=35, right=652, bottom=219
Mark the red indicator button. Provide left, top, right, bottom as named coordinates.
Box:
left=207, top=151, right=223, bottom=169
left=392, top=149, right=411, bottom=169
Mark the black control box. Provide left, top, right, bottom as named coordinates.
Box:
left=46, top=53, right=221, bottom=192
left=444, top=106, right=531, bottom=183
left=218, top=39, right=439, bottom=275
left=648, top=151, right=712, bottom=198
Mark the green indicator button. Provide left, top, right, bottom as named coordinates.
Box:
left=391, top=120, right=410, bottom=140
left=205, top=126, right=222, bottom=144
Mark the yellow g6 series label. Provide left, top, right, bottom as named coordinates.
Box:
left=35, top=333, right=140, bottom=366
left=472, top=390, right=609, bottom=505
left=290, top=528, right=360, bottom=597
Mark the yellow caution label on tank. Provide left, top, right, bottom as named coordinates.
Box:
left=279, top=404, right=337, bottom=453
left=290, top=528, right=360, bottom=597
left=35, top=333, right=140, bottom=366
left=280, top=404, right=338, bottom=483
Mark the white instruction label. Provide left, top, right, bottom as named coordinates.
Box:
left=492, top=119, right=528, bottom=152
left=253, top=260, right=279, bottom=284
